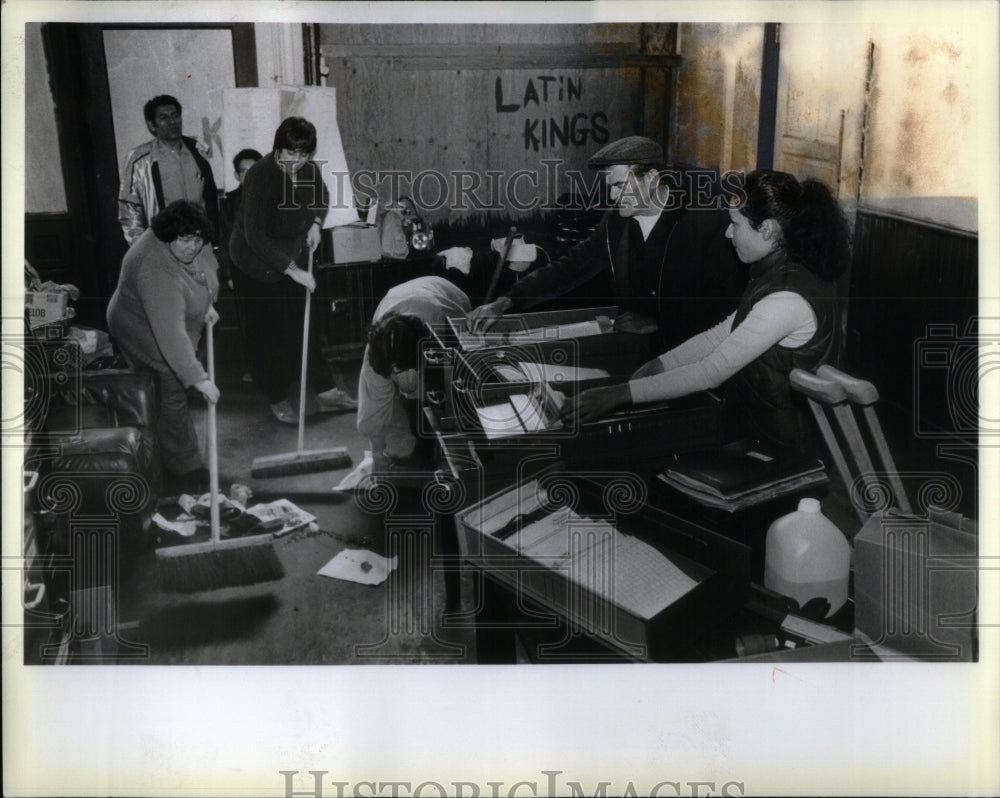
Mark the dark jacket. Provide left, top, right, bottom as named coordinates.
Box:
left=724, top=249, right=841, bottom=448
left=229, top=153, right=329, bottom=283
left=215, top=185, right=243, bottom=283
left=507, top=207, right=746, bottom=349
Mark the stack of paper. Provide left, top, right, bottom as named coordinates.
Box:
left=475, top=391, right=565, bottom=439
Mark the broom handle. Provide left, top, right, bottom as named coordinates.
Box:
left=484, top=226, right=517, bottom=303
left=297, top=249, right=313, bottom=455
left=206, top=315, right=220, bottom=544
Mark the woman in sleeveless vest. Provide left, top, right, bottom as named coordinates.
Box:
left=563, top=169, right=851, bottom=450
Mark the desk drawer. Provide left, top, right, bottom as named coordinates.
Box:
left=457, top=468, right=721, bottom=659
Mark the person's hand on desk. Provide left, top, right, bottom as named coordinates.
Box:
left=613, top=311, right=658, bottom=335
left=466, top=296, right=512, bottom=333
left=559, top=383, right=631, bottom=425
left=631, top=357, right=666, bottom=379
left=285, top=263, right=316, bottom=292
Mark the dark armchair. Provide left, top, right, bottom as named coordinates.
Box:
left=27, top=359, right=161, bottom=662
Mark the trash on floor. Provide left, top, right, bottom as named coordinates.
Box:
left=153, top=493, right=315, bottom=544
left=333, top=451, right=374, bottom=492
left=151, top=513, right=199, bottom=538
left=317, top=549, right=398, bottom=586
left=245, top=498, right=316, bottom=537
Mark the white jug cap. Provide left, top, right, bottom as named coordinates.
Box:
left=798, top=497, right=821, bottom=513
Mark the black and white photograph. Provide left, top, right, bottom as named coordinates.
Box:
left=3, top=0, right=998, bottom=795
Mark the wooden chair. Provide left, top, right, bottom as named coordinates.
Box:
left=789, top=364, right=913, bottom=524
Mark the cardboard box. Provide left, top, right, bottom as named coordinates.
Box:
left=455, top=467, right=734, bottom=660
left=854, top=510, right=978, bottom=661
left=25, top=291, right=69, bottom=329
left=327, top=223, right=381, bottom=264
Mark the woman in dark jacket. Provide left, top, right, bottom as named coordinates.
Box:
left=229, top=116, right=356, bottom=423
left=564, top=169, right=851, bottom=450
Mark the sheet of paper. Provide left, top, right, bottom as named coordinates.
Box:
left=569, top=533, right=701, bottom=620
left=492, top=363, right=527, bottom=381
left=317, top=549, right=398, bottom=586
left=515, top=509, right=586, bottom=558
left=492, top=361, right=611, bottom=384
left=514, top=361, right=611, bottom=384
left=476, top=400, right=527, bottom=439
left=510, top=393, right=550, bottom=432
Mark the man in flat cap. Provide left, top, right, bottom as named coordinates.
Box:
left=467, top=136, right=746, bottom=351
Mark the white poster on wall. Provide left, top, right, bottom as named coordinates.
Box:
left=222, top=86, right=357, bottom=226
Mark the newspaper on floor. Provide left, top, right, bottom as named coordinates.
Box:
left=317, top=549, right=398, bottom=586
left=245, top=498, right=316, bottom=537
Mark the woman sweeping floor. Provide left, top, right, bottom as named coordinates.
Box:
left=107, top=200, right=220, bottom=494
left=228, top=115, right=357, bottom=424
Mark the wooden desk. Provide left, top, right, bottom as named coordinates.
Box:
left=316, top=254, right=436, bottom=352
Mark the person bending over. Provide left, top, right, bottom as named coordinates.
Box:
left=358, top=276, right=471, bottom=470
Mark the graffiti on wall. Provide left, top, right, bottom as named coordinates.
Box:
left=494, top=75, right=610, bottom=152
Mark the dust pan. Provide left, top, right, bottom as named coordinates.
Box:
left=157, top=318, right=285, bottom=593
left=251, top=249, right=353, bottom=479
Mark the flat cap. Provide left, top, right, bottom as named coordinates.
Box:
left=588, top=135, right=665, bottom=168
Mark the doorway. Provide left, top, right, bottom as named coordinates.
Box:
left=37, top=23, right=257, bottom=328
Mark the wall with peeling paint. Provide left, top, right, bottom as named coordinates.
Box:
left=672, top=22, right=979, bottom=231
left=26, top=22, right=981, bottom=231
left=860, top=24, right=979, bottom=230
left=673, top=23, right=763, bottom=174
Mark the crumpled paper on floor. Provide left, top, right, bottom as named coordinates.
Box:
left=317, top=549, right=398, bottom=586
left=151, top=513, right=199, bottom=537
left=333, top=451, right=374, bottom=492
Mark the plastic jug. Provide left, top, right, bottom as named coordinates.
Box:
left=764, top=497, right=851, bottom=618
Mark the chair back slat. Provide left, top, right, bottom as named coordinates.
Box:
left=790, top=366, right=912, bottom=521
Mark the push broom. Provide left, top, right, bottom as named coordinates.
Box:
left=157, top=316, right=285, bottom=593
left=250, top=248, right=352, bottom=478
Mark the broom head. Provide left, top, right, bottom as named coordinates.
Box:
left=156, top=535, right=285, bottom=593
left=250, top=447, right=352, bottom=478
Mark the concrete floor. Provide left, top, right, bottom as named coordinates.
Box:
left=111, top=321, right=479, bottom=665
